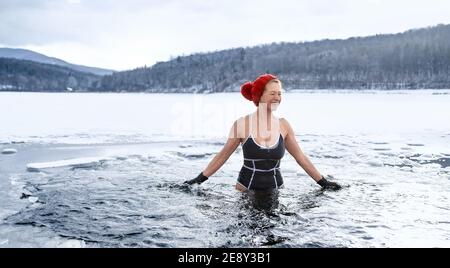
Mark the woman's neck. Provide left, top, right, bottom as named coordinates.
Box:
left=255, top=107, right=274, bottom=121
left=254, top=107, right=276, bottom=136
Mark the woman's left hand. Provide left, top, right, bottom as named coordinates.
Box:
left=317, top=175, right=342, bottom=190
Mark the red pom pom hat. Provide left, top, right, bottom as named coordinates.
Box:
left=241, top=74, right=278, bottom=106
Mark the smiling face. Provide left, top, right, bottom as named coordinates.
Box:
left=259, top=79, right=282, bottom=111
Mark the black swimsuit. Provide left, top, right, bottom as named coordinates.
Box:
left=237, top=115, right=286, bottom=190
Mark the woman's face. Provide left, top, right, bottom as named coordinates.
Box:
left=259, top=81, right=282, bottom=111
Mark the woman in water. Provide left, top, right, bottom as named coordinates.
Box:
left=184, top=74, right=341, bottom=191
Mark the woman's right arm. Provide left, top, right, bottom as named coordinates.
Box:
left=201, top=135, right=240, bottom=177
left=202, top=120, right=242, bottom=177
left=185, top=120, right=241, bottom=184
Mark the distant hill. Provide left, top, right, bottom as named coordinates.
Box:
left=98, top=23, right=450, bottom=92
left=2, top=24, right=449, bottom=92
left=0, top=48, right=115, bottom=76
left=0, top=58, right=100, bottom=91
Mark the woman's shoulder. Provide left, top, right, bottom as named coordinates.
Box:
left=234, top=114, right=246, bottom=123
left=231, top=115, right=251, bottom=139
left=279, top=117, right=290, bottom=126
left=235, top=114, right=252, bottom=125
left=278, top=117, right=292, bottom=136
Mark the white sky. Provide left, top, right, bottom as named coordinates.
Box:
left=1, top=0, right=449, bottom=71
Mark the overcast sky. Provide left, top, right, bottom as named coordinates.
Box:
left=1, top=0, right=449, bottom=71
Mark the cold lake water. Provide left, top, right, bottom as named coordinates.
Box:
left=0, top=90, right=449, bottom=247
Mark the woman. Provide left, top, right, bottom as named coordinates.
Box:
left=184, top=74, right=341, bottom=191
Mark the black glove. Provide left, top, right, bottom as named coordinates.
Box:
left=317, top=175, right=341, bottom=190
left=184, top=172, right=208, bottom=185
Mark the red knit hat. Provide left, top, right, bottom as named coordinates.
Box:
left=241, top=74, right=278, bottom=106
